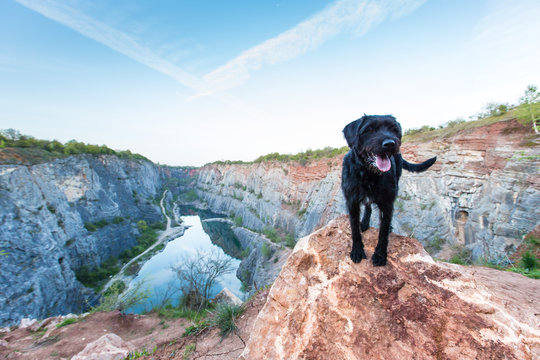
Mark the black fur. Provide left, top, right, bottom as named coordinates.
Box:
left=341, top=115, right=437, bottom=266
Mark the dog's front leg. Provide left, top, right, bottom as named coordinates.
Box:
left=372, top=204, right=393, bottom=266
left=347, top=200, right=367, bottom=263
left=360, top=203, right=371, bottom=232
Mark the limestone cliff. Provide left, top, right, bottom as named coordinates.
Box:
left=196, top=118, right=539, bottom=262
left=0, top=155, right=166, bottom=325
left=240, top=216, right=540, bottom=360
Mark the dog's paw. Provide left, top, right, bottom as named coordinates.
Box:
left=350, top=247, right=367, bottom=263
left=371, top=251, right=387, bottom=266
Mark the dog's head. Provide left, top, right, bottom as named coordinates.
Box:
left=343, top=115, right=402, bottom=173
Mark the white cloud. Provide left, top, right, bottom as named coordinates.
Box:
left=14, top=0, right=209, bottom=93
left=203, top=0, right=427, bottom=94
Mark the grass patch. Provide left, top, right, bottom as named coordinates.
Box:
left=55, top=317, right=79, bottom=328
left=182, top=344, right=196, bottom=360
left=158, top=305, right=208, bottom=323
left=211, top=303, right=245, bottom=338
left=182, top=320, right=211, bottom=337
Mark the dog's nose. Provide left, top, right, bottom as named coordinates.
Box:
left=382, top=139, right=395, bottom=149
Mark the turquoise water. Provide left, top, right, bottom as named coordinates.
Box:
left=126, top=215, right=243, bottom=313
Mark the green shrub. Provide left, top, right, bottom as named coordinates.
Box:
left=94, top=219, right=109, bottom=228
left=75, top=256, right=120, bottom=289
left=241, top=248, right=251, bottom=258
left=448, top=245, right=472, bottom=265
left=234, top=216, right=243, bottom=227
left=520, top=251, right=540, bottom=270
left=182, top=189, right=199, bottom=202
left=425, top=235, right=444, bottom=254
left=84, top=222, right=97, bottom=232
left=525, top=234, right=540, bottom=246
left=262, top=227, right=279, bottom=243
left=112, top=216, right=124, bottom=224
left=261, top=243, right=271, bottom=259
left=104, top=280, right=126, bottom=297
left=211, top=303, right=245, bottom=338
left=285, top=234, right=296, bottom=249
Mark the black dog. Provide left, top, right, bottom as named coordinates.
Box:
left=341, top=115, right=436, bottom=266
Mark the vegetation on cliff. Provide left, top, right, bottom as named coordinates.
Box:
left=403, top=84, right=540, bottom=142
left=0, top=128, right=149, bottom=165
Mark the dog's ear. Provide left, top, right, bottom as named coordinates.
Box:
left=343, top=117, right=365, bottom=148
left=393, top=117, right=402, bottom=138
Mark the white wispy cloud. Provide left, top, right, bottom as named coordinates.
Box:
left=14, top=0, right=210, bottom=93
left=14, top=0, right=274, bottom=121
left=203, top=0, right=427, bottom=94
left=15, top=0, right=426, bottom=102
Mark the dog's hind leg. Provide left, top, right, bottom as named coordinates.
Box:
left=347, top=200, right=367, bottom=263
left=360, top=203, right=371, bottom=232
left=372, top=204, right=393, bottom=266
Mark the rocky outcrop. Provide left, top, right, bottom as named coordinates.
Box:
left=240, top=216, right=540, bottom=360
left=234, top=227, right=291, bottom=291
left=72, top=333, right=134, bottom=360
left=196, top=119, right=540, bottom=262
left=0, top=155, right=166, bottom=325
left=196, top=159, right=344, bottom=238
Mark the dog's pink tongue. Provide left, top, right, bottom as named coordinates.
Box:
left=375, top=155, right=391, bottom=172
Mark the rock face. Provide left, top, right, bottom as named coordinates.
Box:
left=240, top=216, right=540, bottom=360
left=196, top=119, right=540, bottom=261
left=196, top=159, right=344, bottom=238
left=234, top=227, right=291, bottom=291
left=0, top=155, right=166, bottom=325
left=72, top=333, right=133, bottom=360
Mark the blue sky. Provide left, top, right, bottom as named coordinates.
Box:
left=1, top=0, right=539, bottom=166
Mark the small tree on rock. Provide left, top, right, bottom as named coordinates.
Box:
left=518, top=84, right=540, bottom=134
left=171, top=248, right=234, bottom=311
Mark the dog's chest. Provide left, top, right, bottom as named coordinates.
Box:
left=362, top=172, right=397, bottom=203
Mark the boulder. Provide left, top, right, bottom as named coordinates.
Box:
left=240, top=215, right=540, bottom=360
left=72, top=333, right=133, bottom=360
left=212, top=288, right=243, bottom=307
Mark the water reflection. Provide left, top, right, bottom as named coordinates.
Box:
left=126, top=214, right=243, bottom=314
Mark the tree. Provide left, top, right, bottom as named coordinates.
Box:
left=0, top=128, right=22, bottom=141
left=518, top=84, right=540, bottom=134
left=171, top=249, right=235, bottom=311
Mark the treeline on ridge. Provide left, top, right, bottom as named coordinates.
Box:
left=0, top=128, right=149, bottom=162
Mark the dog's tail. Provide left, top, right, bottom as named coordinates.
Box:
left=401, top=155, right=437, bottom=172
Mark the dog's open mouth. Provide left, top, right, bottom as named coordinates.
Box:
left=371, top=153, right=391, bottom=172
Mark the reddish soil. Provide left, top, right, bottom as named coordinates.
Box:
left=0, top=290, right=269, bottom=360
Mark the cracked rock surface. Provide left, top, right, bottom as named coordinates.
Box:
left=240, top=215, right=540, bottom=360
